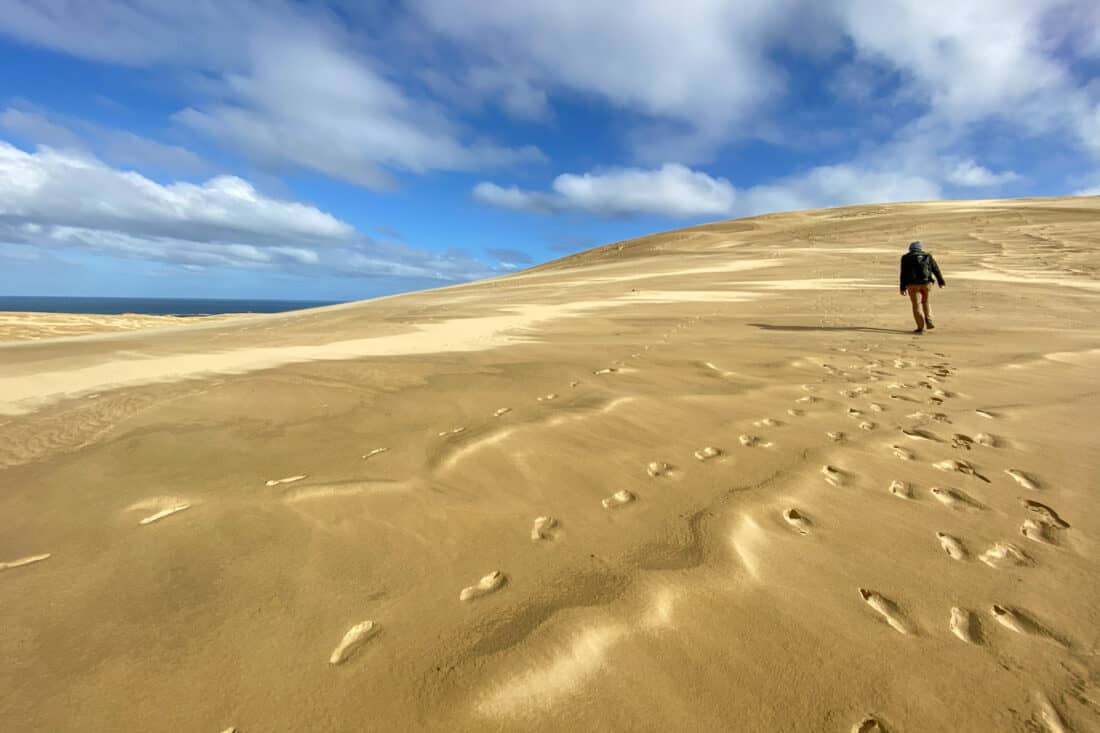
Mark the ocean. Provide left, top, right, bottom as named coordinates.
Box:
left=0, top=295, right=343, bottom=316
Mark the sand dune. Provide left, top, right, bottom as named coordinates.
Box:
left=1, top=197, right=1099, bottom=731
left=0, top=310, right=243, bottom=343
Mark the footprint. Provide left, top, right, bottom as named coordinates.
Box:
left=979, top=541, right=1032, bottom=568
left=0, top=553, right=51, bottom=571
left=754, top=418, right=780, bottom=427
left=786, top=408, right=804, bottom=417
left=329, top=620, right=377, bottom=665
left=1021, top=519, right=1055, bottom=544
left=847, top=408, right=864, bottom=418
left=975, top=433, right=997, bottom=447
left=889, top=480, right=912, bottom=499
left=975, top=409, right=997, bottom=419
left=593, top=367, right=618, bottom=375
left=950, top=607, right=978, bottom=644
left=569, top=380, right=580, bottom=387
left=930, top=487, right=985, bottom=511
left=266, top=474, right=307, bottom=487
left=739, top=435, right=762, bottom=447
left=646, top=461, right=672, bottom=477
left=1020, top=499, right=1069, bottom=528
left=907, top=410, right=950, bottom=423
left=460, top=571, right=506, bottom=602
left=438, top=427, right=467, bottom=437
left=937, top=532, right=967, bottom=560
left=362, top=448, right=388, bottom=460
left=1036, top=692, right=1069, bottom=733
left=933, top=459, right=988, bottom=482
left=859, top=421, right=876, bottom=431
left=138, top=503, right=191, bottom=526
left=537, top=393, right=558, bottom=402
left=493, top=407, right=512, bottom=417
left=783, top=508, right=812, bottom=534
left=531, top=516, right=557, bottom=541
left=694, top=446, right=721, bottom=461
left=602, top=490, right=636, bottom=509
left=901, top=428, right=940, bottom=442
left=950, top=434, right=973, bottom=450
left=1005, top=469, right=1040, bottom=491
left=858, top=588, right=912, bottom=634
left=851, top=716, right=887, bottom=733
left=821, top=465, right=846, bottom=487
left=891, top=445, right=915, bottom=461
left=868, top=403, right=885, bottom=412
left=990, top=605, right=1064, bottom=646
left=827, top=431, right=846, bottom=442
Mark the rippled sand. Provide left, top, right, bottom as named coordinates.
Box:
left=2, top=197, right=1098, bottom=732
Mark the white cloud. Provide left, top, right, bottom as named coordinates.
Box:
left=0, top=141, right=352, bottom=246
left=414, top=0, right=1100, bottom=164
left=1, top=4, right=545, bottom=187
left=736, top=164, right=942, bottom=215
left=475, top=160, right=944, bottom=219
left=1, top=105, right=209, bottom=175
left=175, top=32, right=544, bottom=188
left=102, top=131, right=207, bottom=175
left=3, top=0, right=1099, bottom=213
left=5, top=0, right=1099, bottom=176
left=472, top=182, right=551, bottom=213
left=553, top=165, right=737, bottom=217
left=0, top=107, right=84, bottom=149
left=946, top=160, right=1020, bottom=187
left=475, top=164, right=737, bottom=217
left=413, top=0, right=813, bottom=161
left=0, top=0, right=278, bottom=67
left=0, top=141, right=494, bottom=280
left=834, top=1, right=1069, bottom=123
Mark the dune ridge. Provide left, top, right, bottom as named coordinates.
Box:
left=1, top=197, right=1098, bottom=731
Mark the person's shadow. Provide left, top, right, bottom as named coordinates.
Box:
left=747, top=323, right=913, bottom=334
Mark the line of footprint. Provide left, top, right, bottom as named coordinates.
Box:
left=2, top=326, right=1078, bottom=731
left=0, top=313, right=706, bottom=620
left=797, top=343, right=1078, bottom=731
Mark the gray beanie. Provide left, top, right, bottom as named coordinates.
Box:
left=908, top=240, right=923, bottom=252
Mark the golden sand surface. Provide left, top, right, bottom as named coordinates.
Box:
left=1, top=197, right=1098, bottom=732
left=0, top=311, right=244, bottom=343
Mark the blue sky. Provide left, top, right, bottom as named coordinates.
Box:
left=1, top=1, right=1098, bottom=301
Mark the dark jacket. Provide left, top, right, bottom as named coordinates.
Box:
left=900, top=252, right=945, bottom=290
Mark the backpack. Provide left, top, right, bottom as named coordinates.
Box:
left=904, top=252, right=934, bottom=283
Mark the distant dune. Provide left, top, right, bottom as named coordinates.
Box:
left=1, top=197, right=1098, bottom=732
left=0, top=310, right=244, bottom=343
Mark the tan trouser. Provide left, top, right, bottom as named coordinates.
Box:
left=906, top=284, right=931, bottom=328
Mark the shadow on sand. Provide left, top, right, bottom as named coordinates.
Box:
left=748, top=323, right=914, bottom=335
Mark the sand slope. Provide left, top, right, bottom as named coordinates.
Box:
left=1, top=197, right=1098, bottom=732
left=0, top=310, right=243, bottom=343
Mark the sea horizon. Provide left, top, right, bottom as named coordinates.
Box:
left=0, top=295, right=344, bottom=317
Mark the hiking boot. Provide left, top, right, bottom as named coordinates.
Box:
left=925, top=319, right=935, bottom=329
left=913, top=328, right=924, bottom=334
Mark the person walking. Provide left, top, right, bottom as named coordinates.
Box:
left=899, top=240, right=945, bottom=334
